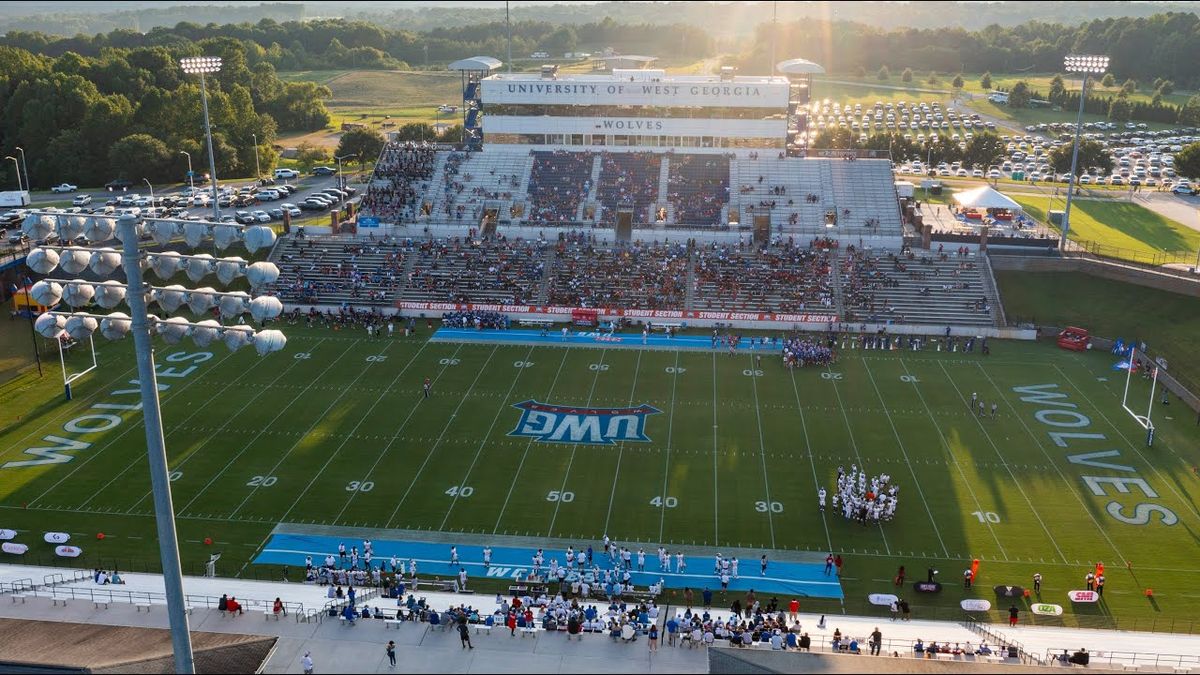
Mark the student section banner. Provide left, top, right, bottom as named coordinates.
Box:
left=394, top=301, right=837, bottom=325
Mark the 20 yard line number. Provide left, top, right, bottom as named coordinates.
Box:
left=246, top=475, right=277, bottom=487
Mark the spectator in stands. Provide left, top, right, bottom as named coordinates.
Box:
left=273, top=597, right=286, bottom=616
left=218, top=594, right=229, bottom=612
left=226, top=596, right=243, bottom=616
left=342, top=603, right=357, bottom=625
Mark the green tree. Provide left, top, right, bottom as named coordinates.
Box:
left=293, top=142, right=329, bottom=170
left=1007, top=81, right=1031, bottom=108
left=1100, top=73, right=1116, bottom=88
left=855, top=66, right=867, bottom=78
left=335, top=126, right=386, bottom=169
left=108, top=133, right=172, bottom=182
left=1121, top=78, right=1137, bottom=94
left=926, top=71, right=938, bottom=85
left=980, top=72, right=992, bottom=89
left=1157, top=80, right=1175, bottom=96
left=1178, top=95, right=1200, bottom=126
left=951, top=74, right=964, bottom=90
left=1048, top=74, right=1066, bottom=103
left=877, top=65, right=889, bottom=81
left=901, top=68, right=913, bottom=83
left=1173, top=142, right=1200, bottom=181
left=393, top=122, right=438, bottom=142
left=1108, top=94, right=1134, bottom=122
left=961, top=132, right=1006, bottom=169
left=812, top=127, right=857, bottom=149
left=1152, top=92, right=1164, bottom=106
left=1048, top=139, right=1114, bottom=176
left=437, top=123, right=464, bottom=143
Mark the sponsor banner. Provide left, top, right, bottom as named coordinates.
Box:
left=868, top=593, right=899, bottom=606
left=2, top=542, right=28, bottom=555
left=43, top=532, right=69, bottom=544
left=55, top=545, right=81, bottom=558
left=993, top=585, right=1025, bottom=598
left=0, top=529, right=15, bottom=541
left=358, top=217, right=379, bottom=228
left=1067, top=590, right=1100, bottom=603
left=912, top=581, right=942, bottom=593
left=394, top=301, right=837, bottom=324
left=960, top=599, right=992, bottom=612
left=1031, top=603, right=1064, bottom=616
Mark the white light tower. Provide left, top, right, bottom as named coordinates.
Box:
left=181, top=151, right=194, bottom=193
left=251, top=133, right=261, bottom=182
left=5, top=156, right=22, bottom=191
left=23, top=211, right=284, bottom=675
left=15, top=147, right=29, bottom=192
left=180, top=56, right=223, bottom=221
left=1060, top=54, right=1109, bottom=251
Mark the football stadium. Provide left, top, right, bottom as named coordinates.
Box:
left=3, top=13, right=1200, bottom=672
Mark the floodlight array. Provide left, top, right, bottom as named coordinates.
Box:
left=179, top=56, right=223, bottom=74
left=1064, top=54, right=1108, bottom=74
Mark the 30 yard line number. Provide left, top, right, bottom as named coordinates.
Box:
left=755, top=500, right=783, bottom=513
left=346, top=481, right=375, bottom=492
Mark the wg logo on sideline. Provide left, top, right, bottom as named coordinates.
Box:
left=508, top=400, right=660, bottom=445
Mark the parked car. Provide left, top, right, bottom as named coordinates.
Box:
left=51, top=183, right=78, bottom=193
left=268, top=208, right=284, bottom=220
left=255, top=190, right=280, bottom=201
left=273, top=168, right=299, bottom=180
left=234, top=210, right=255, bottom=224
left=251, top=210, right=271, bottom=223
left=104, top=178, right=134, bottom=190
left=299, top=199, right=329, bottom=211
left=72, top=194, right=93, bottom=206
left=1172, top=183, right=1195, bottom=195
left=280, top=203, right=302, bottom=217
left=275, top=184, right=297, bottom=196
left=311, top=166, right=338, bottom=176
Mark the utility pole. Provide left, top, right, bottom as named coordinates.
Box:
left=506, top=1, right=512, bottom=72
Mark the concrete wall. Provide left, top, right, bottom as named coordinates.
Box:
left=989, top=255, right=1200, bottom=296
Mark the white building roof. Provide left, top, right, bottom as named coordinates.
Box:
left=448, top=56, right=503, bottom=72
left=776, top=58, right=826, bottom=75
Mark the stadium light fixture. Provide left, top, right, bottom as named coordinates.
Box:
left=1059, top=54, right=1108, bottom=251
left=180, top=56, right=223, bottom=221
left=21, top=209, right=285, bottom=675
left=4, top=156, right=21, bottom=191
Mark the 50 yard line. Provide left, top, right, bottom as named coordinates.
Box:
left=546, top=350, right=608, bottom=537
left=602, top=349, right=644, bottom=534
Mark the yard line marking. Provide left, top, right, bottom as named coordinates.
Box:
left=897, top=358, right=1009, bottom=560
left=711, top=352, right=720, bottom=546
left=787, top=368, right=833, bottom=553
left=381, top=346, right=498, bottom=529
left=821, top=363, right=892, bottom=554
left=492, top=349, right=570, bottom=533
left=936, top=361, right=1068, bottom=564
left=438, top=345, right=537, bottom=530
left=546, top=349, right=608, bottom=537
left=975, top=363, right=1127, bottom=564
left=746, top=354, right=776, bottom=549
left=858, top=359, right=949, bottom=558
left=656, top=352, right=680, bottom=543
left=25, top=347, right=243, bottom=508
left=176, top=339, right=365, bottom=514
left=112, top=341, right=320, bottom=513
left=1055, top=363, right=1200, bottom=525
left=298, top=342, right=458, bottom=526
left=602, top=349, right=644, bottom=534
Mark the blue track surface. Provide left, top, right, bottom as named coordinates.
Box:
left=255, top=534, right=843, bottom=599
left=431, top=328, right=784, bottom=351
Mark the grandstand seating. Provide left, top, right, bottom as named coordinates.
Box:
left=428, top=148, right=530, bottom=225
left=360, top=142, right=438, bottom=223
left=528, top=151, right=595, bottom=224
left=595, top=151, right=663, bottom=224
left=693, top=242, right=836, bottom=314
left=398, top=237, right=548, bottom=305
left=268, top=235, right=405, bottom=307
left=666, top=153, right=730, bottom=226
left=826, top=159, right=903, bottom=232
left=840, top=247, right=996, bottom=327
left=732, top=157, right=831, bottom=229
left=547, top=240, right=689, bottom=309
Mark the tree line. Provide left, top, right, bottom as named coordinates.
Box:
left=0, top=40, right=332, bottom=190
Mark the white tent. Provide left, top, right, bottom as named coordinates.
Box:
left=952, top=185, right=1022, bottom=211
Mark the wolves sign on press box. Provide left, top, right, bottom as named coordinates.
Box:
left=508, top=400, right=661, bottom=445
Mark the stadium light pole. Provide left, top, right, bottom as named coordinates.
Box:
left=180, top=151, right=194, bottom=193
left=180, top=56, right=223, bottom=221
left=251, top=133, right=261, bottom=181
left=5, top=156, right=22, bottom=192
left=1060, top=54, right=1108, bottom=252
left=335, top=153, right=354, bottom=190
left=15, top=147, right=29, bottom=191
left=142, top=178, right=154, bottom=206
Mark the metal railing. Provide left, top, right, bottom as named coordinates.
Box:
left=12, top=583, right=307, bottom=618
left=1043, top=648, right=1200, bottom=671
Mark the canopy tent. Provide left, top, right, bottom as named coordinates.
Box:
left=952, top=185, right=1022, bottom=211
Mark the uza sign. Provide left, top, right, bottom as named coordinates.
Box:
left=509, top=400, right=660, bottom=445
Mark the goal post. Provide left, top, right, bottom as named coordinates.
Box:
left=58, top=332, right=99, bottom=401
left=1119, top=347, right=1157, bottom=446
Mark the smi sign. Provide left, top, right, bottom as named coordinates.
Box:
left=509, top=400, right=660, bottom=445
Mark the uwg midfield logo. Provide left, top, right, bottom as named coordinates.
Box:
left=509, top=400, right=660, bottom=445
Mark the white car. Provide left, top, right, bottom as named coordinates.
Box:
left=273, top=168, right=299, bottom=180
left=71, top=194, right=92, bottom=206
left=1172, top=183, right=1194, bottom=195
left=252, top=210, right=271, bottom=223
left=255, top=190, right=280, bottom=201
left=50, top=183, right=78, bottom=193
left=280, top=203, right=302, bottom=217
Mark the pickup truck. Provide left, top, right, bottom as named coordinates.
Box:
left=51, top=183, right=78, bottom=193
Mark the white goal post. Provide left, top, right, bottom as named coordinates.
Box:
left=1119, top=347, right=1158, bottom=446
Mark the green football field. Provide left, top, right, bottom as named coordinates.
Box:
left=2, top=326, right=1199, bottom=632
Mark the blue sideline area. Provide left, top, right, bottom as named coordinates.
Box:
left=431, top=328, right=786, bottom=351
left=255, top=534, right=844, bottom=599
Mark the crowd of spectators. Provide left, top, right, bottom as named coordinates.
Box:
left=596, top=152, right=662, bottom=224
left=274, top=238, right=405, bottom=305
left=528, top=150, right=594, bottom=223
left=405, top=236, right=546, bottom=305
left=667, top=154, right=731, bottom=225
left=442, top=310, right=509, bottom=329
left=693, top=238, right=834, bottom=313
left=548, top=240, right=689, bottom=309
left=437, top=150, right=521, bottom=222
left=360, top=142, right=437, bottom=223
